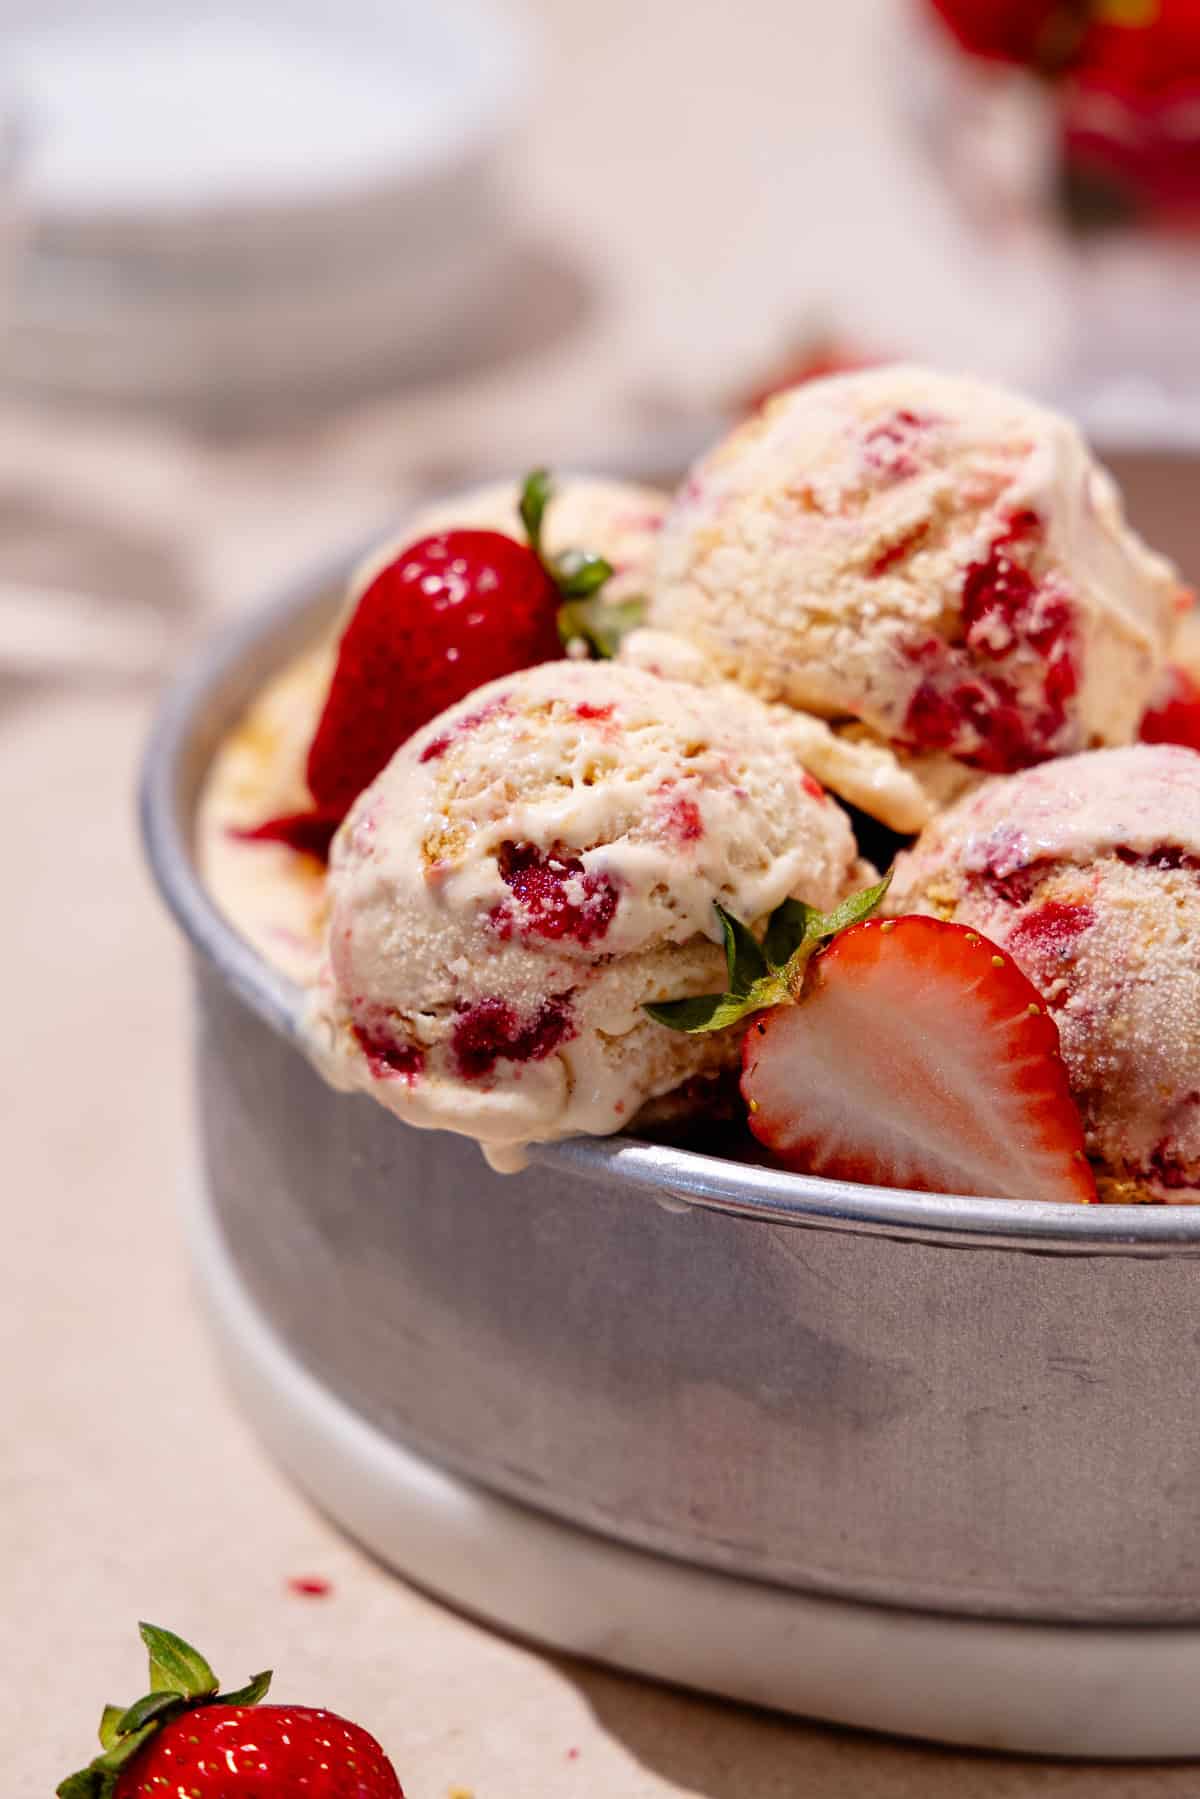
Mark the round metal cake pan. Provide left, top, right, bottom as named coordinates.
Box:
left=143, top=550, right=1200, bottom=1630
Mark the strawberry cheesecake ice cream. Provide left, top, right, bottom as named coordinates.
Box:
left=304, top=658, right=863, bottom=1171
left=889, top=744, right=1200, bottom=1202
left=642, top=366, right=1183, bottom=830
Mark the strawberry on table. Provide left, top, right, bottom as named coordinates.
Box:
left=57, top=1622, right=404, bottom=1798
left=647, top=879, right=1096, bottom=1205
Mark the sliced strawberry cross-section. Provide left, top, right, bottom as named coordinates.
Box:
left=743, top=916, right=1095, bottom=1203
left=646, top=879, right=1095, bottom=1206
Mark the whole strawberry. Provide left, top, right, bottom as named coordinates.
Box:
left=305, top=469, right=622, bottom=820
left=57, top=1623, right=404, bottom=1799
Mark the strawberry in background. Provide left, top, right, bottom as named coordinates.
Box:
left=926, top=0, right=1089, bottom=69
left=1064, top=0, right=1200, bottom=228
left=926, top=0, right=1200, bottom=227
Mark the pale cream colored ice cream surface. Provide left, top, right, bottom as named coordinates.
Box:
left=649, top=366, right=1182, bottom=826
left=622, top=625, right=976, bottom=833
left=890, top=745, right=1200, bottom=1202
left=306, top=658, right=862, bottom=1171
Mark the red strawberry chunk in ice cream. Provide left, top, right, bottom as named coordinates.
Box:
left=656, top=787, right=705, bottom=845
left=452, top=995, right=575, bottom=1079
left=491, top=840, right=619, bottom=945
left=419, top=696, right=511, bottom=764
left=899, top=511, right=1081, bottom=772
left=1005, top=901, right=1097, bottom=1002
left=353, top=1021, right=425, bottom=1082
left=861, top=409, right=933, bottom=482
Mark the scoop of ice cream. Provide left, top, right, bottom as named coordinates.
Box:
left=649, top=366, right=1182, bottom=825
left=889, top=744, right=1200, bottom=1202
left=305, top=658, right=861, bottom=1170
left=622, top=625, right=976, bottom=833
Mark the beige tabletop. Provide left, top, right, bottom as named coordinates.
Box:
left=5, top=2, right=1200, bottom=1792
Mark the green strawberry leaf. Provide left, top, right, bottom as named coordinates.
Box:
left=139, top=1622, right=218, bottom=1699
left=62, top=1622, right=267, bottom=1799
left=95, top=1723, right=159, bottom=1773
left=645, top=873, right=893, bottom=1034
left=521, top=464, right=646, bottom=658
left=58, top=1721, right=160, bottom=1799
left=799, top=871, right=892, bottom=947
left=557, top=593, right=645, bottom=659
left=645, top=906, right=786, bottom=1034
left=56, top=1771, right=106, bottom=1799
left=218, top=1670, right=273, bottom=1708
left=554, top=549, right=615, bottom=598
left=715, top=903, right=768, bottom=993
left=645, top=987, right=757, bottom=1033
left=518, top=468, right=553, bottom=561
left=117, top=1691, right=187, bottom=1736
left=97, top=1706, right=125, bottom=1752
left=774, top=871, right=892, bottom=995
left=762, top=897, right=814, bottom=971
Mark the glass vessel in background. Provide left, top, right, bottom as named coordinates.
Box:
left=906, top=1, right=1200, bottom=446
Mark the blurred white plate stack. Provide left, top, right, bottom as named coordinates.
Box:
left=1, top=0, right=529, bottom=413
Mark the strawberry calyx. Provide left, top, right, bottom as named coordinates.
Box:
left=518, top=467, right=646, bottom=659
left=57, top=1624, right=272, bottom=1799
left=645, top=871, right=893, bottom=1034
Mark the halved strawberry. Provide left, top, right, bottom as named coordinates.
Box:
left=1140, top=663, right=1200, bottom=753
left=646, top=884, right=1095, bottom=1204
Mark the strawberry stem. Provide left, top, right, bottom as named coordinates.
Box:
left=56, top=1625, right=274, bottom=1799
left=518, top=468, right=553, bottom=562
left=518, top=467, right=641, bottom=659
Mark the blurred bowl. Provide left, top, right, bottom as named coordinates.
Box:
left=1, top=0, right=530, bottom=413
